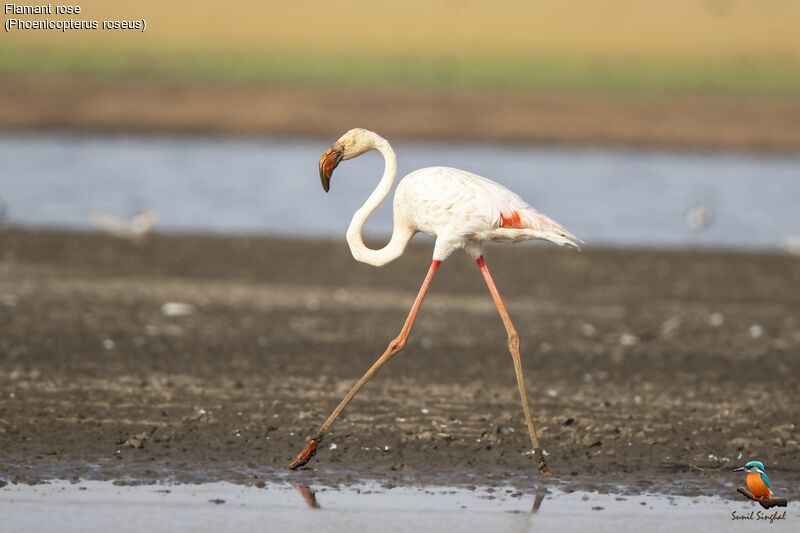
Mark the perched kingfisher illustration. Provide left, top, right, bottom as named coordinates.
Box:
left=733, top=461, right=773, bottom=500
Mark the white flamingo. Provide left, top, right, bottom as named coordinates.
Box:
left=89, top=209, right=158, bottom=240
left=288, top=128, right=580, bottom=474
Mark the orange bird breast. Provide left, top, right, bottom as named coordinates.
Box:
left=500, top=211, right=526, bottom=229
left=746, top=472, right=772, bottom=499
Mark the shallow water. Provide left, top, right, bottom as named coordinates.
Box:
left=1, top=481, right=795, bottom=533
left=1, top=133, right=799, bottom=249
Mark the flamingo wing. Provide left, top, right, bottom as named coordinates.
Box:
left=402, top=166, right=580, bottom=247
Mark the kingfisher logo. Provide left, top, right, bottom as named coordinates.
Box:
left=732, top=460, right=788, bottom=510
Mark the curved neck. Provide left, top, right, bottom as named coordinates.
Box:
left=346, top=137, right=413, bottom=267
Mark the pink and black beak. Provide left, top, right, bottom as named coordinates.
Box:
left=319, top=144, right=344, bottom=193
left=732, top=466, right=747, bottom=472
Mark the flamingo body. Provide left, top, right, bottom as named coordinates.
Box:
left=395, top=166, right=579, bottom=261
left=326, top=128, right=579, bottom=267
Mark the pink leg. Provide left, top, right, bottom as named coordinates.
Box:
left=288, top=260, right=441, bottom=470
left=477, top=256, right=550, bottom=475
left=293, top=484, right=320, bottom=508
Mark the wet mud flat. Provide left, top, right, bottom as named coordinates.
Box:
left=0, top=228, right=799, bottom=497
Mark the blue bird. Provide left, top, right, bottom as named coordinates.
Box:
left=733, top=460, right=773, bottom=500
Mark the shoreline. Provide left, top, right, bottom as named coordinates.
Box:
left=2, top=80, right=800, bottom=152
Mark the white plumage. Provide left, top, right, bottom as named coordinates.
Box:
left=328, top=128, right=579, bottom=266
left=88, top=209, right=158, bottom=240
left=398, top=166, right=580, bottom=249
left=288, top=128, right=579, bottom=474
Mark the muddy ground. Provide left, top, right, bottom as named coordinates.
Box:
left=2, top=80, right=800, bottom=151
left=0, top=228, right=799, bottom=496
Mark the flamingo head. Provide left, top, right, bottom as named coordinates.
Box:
left=319, top=128, right=374, bottom=192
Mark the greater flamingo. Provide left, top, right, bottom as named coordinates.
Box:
left=288, top=128, right=580, bottom=474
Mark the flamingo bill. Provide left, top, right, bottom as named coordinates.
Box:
left=319, top=146, right=343, bottom=192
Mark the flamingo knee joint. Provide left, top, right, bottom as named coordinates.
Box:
left=389, top=336, right=407, bottom=353
left=508, top=332, right=520, bottom=350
